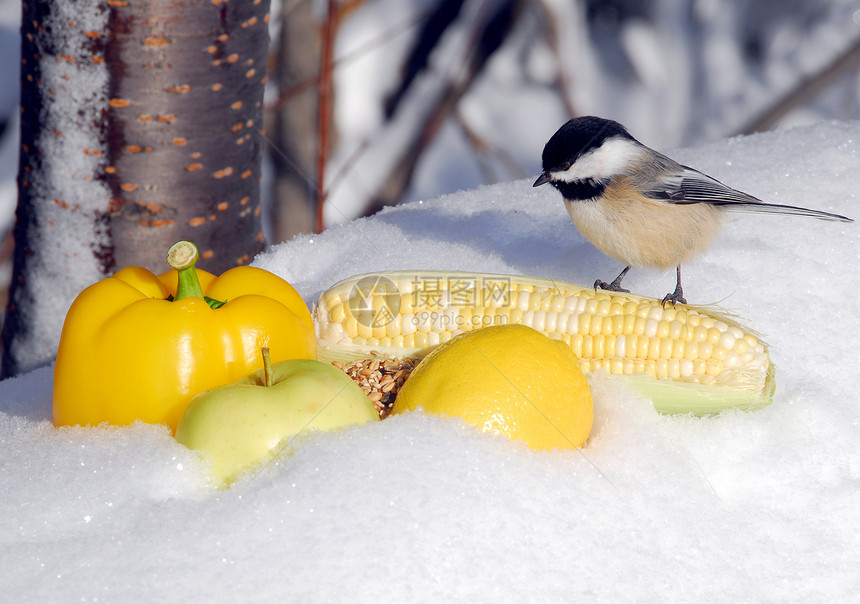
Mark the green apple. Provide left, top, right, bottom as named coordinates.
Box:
left=175, top=354, right=379, bottom=486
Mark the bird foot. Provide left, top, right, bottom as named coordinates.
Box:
left=594, top=279, right=630, bottom=294
left=661, top=288, right=687, bottom=307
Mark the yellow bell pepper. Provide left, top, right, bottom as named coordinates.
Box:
left=53, top=241, right=317, bottom=432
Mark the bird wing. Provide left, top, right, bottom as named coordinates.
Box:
left=641, top=165, right=853, bottom=222
left=641, top=165, right=762, bottom=205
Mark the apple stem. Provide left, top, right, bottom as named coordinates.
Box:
left=261, top=347, right=273, bottom=387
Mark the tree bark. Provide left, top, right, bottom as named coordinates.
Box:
left=3, top=0, right=271, bottom=376
left=104, top=0, right=270, bottom=270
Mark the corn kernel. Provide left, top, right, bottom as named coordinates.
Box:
left=324, top=293, right=343, bottom=312
left=659, top=337, right=674, bottom=359
left=516, top=290, right=530, bottom=311
left=684, top=340, right=699, bottom=361
left=330, top=303, right=346, bottom=323
left=605, top=334, right=616, bottom=358
left=614, top=334, right=626, bottom=358
left=646, top=337, right=661, bottom=360
left=622, top=314, right=637, bottom=334
left=577, top=314, right=591, bottom=334
left=610, top=315, right=624, bottom=335
left=414, top=331, right=428, bottom=349
left=544, top=310, right=558, bottom=333
left=529, top=291, right=548, bottom=311
left=401, top=314, right=416, bottom=335
left=596, top=299, right=612, bottom=316
left=644, top=318, right=658, bottom=337
left=646, top=306, right=664, bottom=321
left=707, top=327, right=723, bottom=345
left=582, top=335, right=593, bottom=357
left=571, top=333, right=583, bottom=357
left=724, top=352, right=740, bottom=369
left=589, top=314, right=603, bottom=335
left=637, top=335, right=650, bottom=358
left=521, top=310, right=535, bottom=328
left=680, top=359, right=694, bottom=378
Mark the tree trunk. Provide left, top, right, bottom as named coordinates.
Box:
left=3, top=0, right=270, bottom=376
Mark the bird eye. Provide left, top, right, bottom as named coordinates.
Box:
left=559, top=161, right=571, bottom=171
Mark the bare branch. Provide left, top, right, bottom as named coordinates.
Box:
left=324, top=0, right=524, bottom=221
left=737, top=37, right=860, bottom=135
left=315, top=0, right=337, bottom=233
left=455, top=111, right=529, bottom=183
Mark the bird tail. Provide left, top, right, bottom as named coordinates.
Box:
left=717, top=201, right=853, bottom=222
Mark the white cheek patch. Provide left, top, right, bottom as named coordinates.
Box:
left=553, top=138, right=643, bottom=183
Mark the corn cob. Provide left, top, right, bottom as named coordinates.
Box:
left=314, top=271, right=775, bottom=415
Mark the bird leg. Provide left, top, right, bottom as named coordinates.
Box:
left=661, top=265, right=687, bottom=307
left=595, top=266, right=631, bottom=293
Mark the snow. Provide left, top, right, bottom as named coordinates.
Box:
left=1, top=120, right=858, bottom=601
left=1, top=6, right=857, bottom=593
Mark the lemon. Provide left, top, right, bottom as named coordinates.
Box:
left=391, top=324, right=593, bottom=449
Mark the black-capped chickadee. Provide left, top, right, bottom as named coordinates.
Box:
left=533, top=116, right=853, bottom=306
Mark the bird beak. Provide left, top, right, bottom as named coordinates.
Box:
left=533, top=172, right=551, bottom=187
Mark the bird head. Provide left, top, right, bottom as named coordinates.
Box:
left=533, top=116, right=643, bottom=191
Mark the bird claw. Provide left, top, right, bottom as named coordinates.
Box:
left=594, top=279, right=630, bottom=294
left=661, top=266, right=688, bottom=307
left=661, top=289, right=687, bottom=307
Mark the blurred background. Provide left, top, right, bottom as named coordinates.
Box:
left=261, top=0, right=860, bottom=240
left=1, top=0, right=859, bottom=293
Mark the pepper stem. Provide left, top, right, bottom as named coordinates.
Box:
left=261, top=347, right=273, bottom=387
left=167, top=240, right=205, bottom=301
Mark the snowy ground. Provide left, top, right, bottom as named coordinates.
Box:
left=1, top=120, right=858, bottom=602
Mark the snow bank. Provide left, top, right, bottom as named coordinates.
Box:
left=1, top=120, right=858, bottom=602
